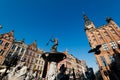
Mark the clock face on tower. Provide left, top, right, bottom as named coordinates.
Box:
left=87, top=25, right=92, bottom=29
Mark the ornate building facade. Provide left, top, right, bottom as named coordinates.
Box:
left=5, top=39, right=28, bottom=63
left=58, top=50, right=88, bottom=79
left=84, top=14, right=120, bottom=80
left=0, top=31, right=14, bottom=65
left=24, top=41, right=45, bottom=79
left=34, top=49, right=45, bottom=78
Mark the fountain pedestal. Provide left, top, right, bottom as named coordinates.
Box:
left=42, top=52, right=66, bottom=80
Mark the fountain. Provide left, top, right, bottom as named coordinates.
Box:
left=42, top=38, right=66, bottom=80
left=1, top=61, right=34, bottom=80
left=6, top=62, right=28, bottom=80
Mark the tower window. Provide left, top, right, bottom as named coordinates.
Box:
left=108, top=55, right=114, bottom=63
left=110, top=29, right=114, bottom=31
left=102, top=43, right=109, bottom=51
left=104, top=31, right=108, bottom=36
left=110, top=29, right=117, bottom=35
left=110, top=41, right=117, bottom=49
left=0, top=40, right=3, bottom=45
left=98, top=34, right=102, bottom=40
left=100, top=56, right=108, bottom=66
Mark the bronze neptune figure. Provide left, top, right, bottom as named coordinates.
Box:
left=46, top=38, right=58, bottom=52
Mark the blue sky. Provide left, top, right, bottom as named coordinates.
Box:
left=0, top=0, right=120, bottom=72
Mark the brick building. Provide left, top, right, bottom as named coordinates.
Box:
left=34, top=49, right=45, bottom=78
left=84, top=14, right=120, bottom=80
left=24, top=41, right=45, bottom=79
left=58, top=50, right=88, bottom=79
left=5, top=39, right=27, bottom=62
left=0, top=31, right=14, bottom=65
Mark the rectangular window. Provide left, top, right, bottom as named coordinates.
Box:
left=31, top=58, right=34, bottom=63
left=0, top=49, right=5, bottom=55
left=0, top=40, right=3, bottom=45
left=38, top=66, right=40, bottom=70
left=110, top=29, right=117, bottom=36
left=39, top=60, right=41, bottom=64
left=108, top=55, right=114, bottom=63
left=12, top=45, right=16, bottom=50
left=36, top=60, right=38, bottom=63
left=110, top=41, right=117, bottom=49
left=104, top=31, right=108, bottom=35
left=5, top=42, right=9, bottom=47
left=34, top=65, right=36, bottom=69
left=41, top=67, right=42, bottom=70
left=16, top=47, right=20, bottom=51
left=6, top=51, right=12, bottom=58
left=110, top=29, right=115, bottom=33
left=98, top=34, right=103, bottom=40
left=102, top=43, right=109, bottom=50
left=41, top=61, right=43, bottom=65
left=40, top=66, right=42, bottom=70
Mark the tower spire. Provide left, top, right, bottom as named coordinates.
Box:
left=83, top=14, right=95, bottom=31
left=83, top=14, right=92, bottom=26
